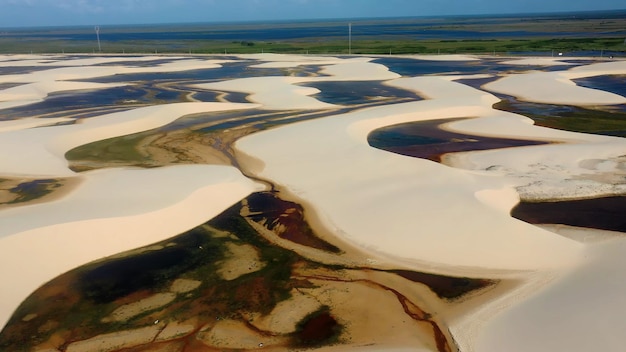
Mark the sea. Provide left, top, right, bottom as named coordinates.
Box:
left=1, top=10, right=625, bottom=41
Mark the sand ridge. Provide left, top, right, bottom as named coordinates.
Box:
left=0, top=102, right=259, bottom=177
left=483, top=60, right=626, bottom=105
left=0, top=57, right=234, bottom=109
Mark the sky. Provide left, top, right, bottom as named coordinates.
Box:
left=0, top=0, right=624, bottom=28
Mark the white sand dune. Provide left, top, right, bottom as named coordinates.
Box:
left=0, top=164, right=264, bottom=330
left=0, top=80, right=128, bottom=110
left=442, top=70, right=626, bottom=201
left=1, top=54, right=626, bottom=352
left=317, top=57, right=401, bottom=80
left=233, top=59, right=626, bottom=352
left=476, top=238, right=626, bottom=352
left=0, top=54, right=65, bottom=63
left=484, top=60, right=626, bottom=105
left=250, top=60, right=343, bottom=68
left=241, top=53, right=344, bottom=68
left=197, top=76, right=338, bottom=110
left=498, top=57, right=575, bottom=66
left=0, top=117, right=73, bottom=132
left=396, top=54, right=479, bottom=61
left=0, top=55, right=189, bottom=68
left=238, top=53, right=335, bottom=62
left=0, top=102, right=258, bottom=177
left=0, top=97, right=262, bottom=330
left=197, top=57, right=399, bottom=109
left=0, top=59, right=228, bottom=84
left=236, top=75, right=583, bottom=273
left=0, top=58, right=233, bottom=109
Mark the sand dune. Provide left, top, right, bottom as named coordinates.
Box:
left=1, top=54, right=625, bottom=351
left=0, top=165, right=264, bottom=329
left=197, top=56, right=399, bottom=109
left=235, top=76, right=584, bottom=272
left=0, top=80, right=128, bottom=110
left=0, top=55, right=189, bottom=67
left=484, top=60, right=626, bottom=105
left=497, top=57, right=575, bottom=66
left=233, top=60, right=626, bottom=351
left=0, top=100, right=261, bottom=329
left=0, top=58, right=230, bottom=84
left=197, top=76, right=338, bottom=110
left=0, top=58, right=233, bottom=109
left=476, top=238, right=626, bottom=352
left=0, top=102, right=258, bottom=177
left=0, top=117, right=73, bottom=132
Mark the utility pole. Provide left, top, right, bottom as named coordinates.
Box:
left=95, top=26, right=101, bottom=52
left=349, top=22, right=352, bottom=55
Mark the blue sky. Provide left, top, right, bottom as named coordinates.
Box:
left=0, top=0, right=624, bottom=28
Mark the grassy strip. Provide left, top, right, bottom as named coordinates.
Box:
left=494, top=100, right=626, bottom=137
left=2, top=37, right=625, bottom=55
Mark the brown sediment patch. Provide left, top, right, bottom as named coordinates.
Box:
left=66, top=107, right=346, bottom=174
left=511, top=196, right=626, bottom=233
left=65, top=108, right=336, bottom=174
left=389, top=270, right=496, bottom=300
left=123, top=340, right=186, bottom=352
left=296, top=309, right=339, bottom=347
left=367, top=118, right=547, bottom=162
left=0, top=176, right=82, bottom=209
left=66, top=127, right=234, bottom=172
left=240, top=184, right=380, bottom=267
left=232, top=276, right=275, bottom=314
left=243, top=191, right=341, bottom=253
left=64, top=324, right=165, bottom=352
left=1, top=270, right=82, bottom=346
left=252, top=290, right=323, bottom=334
left=103, top=293, right=177, bottom=323
left=154, top=319, right=197, bottom=342
left=196, top=319, right=286, bottom=350
left=65, top=109, right=264, bottom=172
left=1, top=191, right=497, bottom=352
left=292, top=265, right=456, bottom=352
left=168, top=279, right=201, bottom=294
left=32, top=330, right=71, bottom=352
left=295, top=278, right=446, bottom=351
left=216, top=242, right=265, bottom=281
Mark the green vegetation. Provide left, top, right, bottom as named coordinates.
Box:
left=65, top=133, right=149, bottom=166
left=2, top=36, right=625, bottom=55
left=494, top=101, right=626, bottom=137
left=0, top=188, right=497, bottom=350
left=3, top=13, right=625, bottom=55
left=0, top=197, right=310, bottom=349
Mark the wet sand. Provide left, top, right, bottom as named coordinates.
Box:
left=512, top=196, right=626, bottom=233
left=368, top=118, right=546, bottom=162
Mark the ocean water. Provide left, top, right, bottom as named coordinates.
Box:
left=2, top=10, right=625, bottom=42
